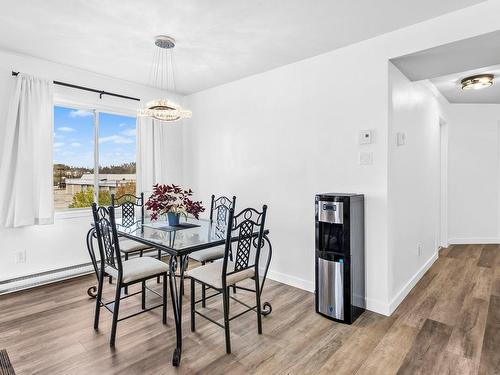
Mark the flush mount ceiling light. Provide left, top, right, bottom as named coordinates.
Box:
left=137, top=35, right=192, bottom=122
left=461, top=74, right=494, bottom=90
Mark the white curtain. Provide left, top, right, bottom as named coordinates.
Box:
left=0, top=74, right=54, bottom=227
left=136, top=116, right=170, bottom=197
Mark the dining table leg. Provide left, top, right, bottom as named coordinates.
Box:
left=168, top=254, right=189, bottom=367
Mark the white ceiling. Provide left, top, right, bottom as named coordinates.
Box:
left=391, top=30, right=500, bottom=103
left=391, top=30, right=500, bottom=82
left=0, top=0, right=486, bottom=94
left=430, top=65, right=500, bottom=104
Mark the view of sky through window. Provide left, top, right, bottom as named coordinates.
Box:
left=53, top=107, right=94, bottom=168
left=53, top=107, right=136, bottom=169
left=53, top=106, right=136, bottom=210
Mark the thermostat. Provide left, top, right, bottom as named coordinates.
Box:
left=359, top=130, right=373, bottom=145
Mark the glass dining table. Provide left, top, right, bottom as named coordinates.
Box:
left=85, top=217, right=272, bottom=367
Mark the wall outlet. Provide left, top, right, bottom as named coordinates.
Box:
left=15, top=250, right=26, bottom=264
left=417, top=243, right=422, bottom=257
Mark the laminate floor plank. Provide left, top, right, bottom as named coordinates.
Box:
left=472, top=266, right=493, bottom=301
left=434, top=351, right=478, bottom=375
left=478, top=295, right=500, bottom=375
left=492, top=267, right=500, bottom=297
left=477, top=244, right=500, bottom=268
left=429, top=259, right=477, bottom=326
left=446, top=297, right=488, bottom=361
left=396, top=319, right=453, bottom=375
left=447, top=244, right=483, bottom=261
left=356, top=323, right=419, bottom=375
left=317, top=313, right=396, bottom=375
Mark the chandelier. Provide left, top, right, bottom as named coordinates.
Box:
left=137, top=35, right=192, bottom=122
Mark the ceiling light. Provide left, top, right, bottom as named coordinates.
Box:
left=461, top=74, right=494, bottom=90
left=137, top=36, right=192, bottom=122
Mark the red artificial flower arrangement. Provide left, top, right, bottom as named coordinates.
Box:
left=145, top=184, right=205, bottom=221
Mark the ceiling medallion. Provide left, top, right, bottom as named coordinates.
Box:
left=137, top=35, right=192, bottom=122
left=461, top=74, right=494, bottom=90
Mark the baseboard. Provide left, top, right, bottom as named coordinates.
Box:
left=388, top=251, right=438, bottom=315
left=265, top=268, right=391, bottom=316
left=365, top=298, right=391, bottom=316
left=448, top=238, right=500, bottom=245
left=0, top=263, right=95, bottom=295
left=265, top=268, right=314, bottom=292
left=0, top=249, right=163, bottom=295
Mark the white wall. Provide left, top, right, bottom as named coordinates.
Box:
left=447, top=104, right=500, bottom=243
left=184, top=44, right=390, bottom=312
left=184, top=1, right=500, bottom=315
left=0, top=49, right=185, bottom=281
left=387, top=63, right=451, bottom=312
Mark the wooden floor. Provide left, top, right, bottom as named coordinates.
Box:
left=0, top=244, right=499, bottom=374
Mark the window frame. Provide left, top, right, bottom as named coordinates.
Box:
left=53, top=100, right=137, bottom=219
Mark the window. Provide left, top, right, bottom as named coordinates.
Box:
left=53, top=105, right=136, bottom=210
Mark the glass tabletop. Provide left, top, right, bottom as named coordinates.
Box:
left=115, top=217, right=262, bottom=255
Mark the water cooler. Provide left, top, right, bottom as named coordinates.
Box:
left=315, top=193, right=365, bottom=324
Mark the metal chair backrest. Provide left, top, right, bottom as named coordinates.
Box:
left=111, top=192, right=145, bottom=228
left=222, top=205, right=267, bottom=286
left=210, top=195, right=236, bottom=225
left=92, top=203, right=123, bottom=275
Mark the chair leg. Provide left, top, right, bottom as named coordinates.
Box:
left=201, top=261, right=206, bottom=307
left=255, top=276, right=263, bottom=335
left=124, top=253, right=129, bottom=295
left=141, top=281, right=146, bottom=310
left=232, top=284, right=237, bottom=294
left=94, top=269, right=105, bottom=330
left=157, top=249, right=161, bottom=283
left=140, top=250, right=144, bottom=257
left=163, top=273, right=168, bottom=325
left=108, top=275, right=113, bottom=284
left=110, top=280, right=122, bottom=347
left=190, top=278, right=196, bottom=332
left=223, top=287, right=231, bottom=354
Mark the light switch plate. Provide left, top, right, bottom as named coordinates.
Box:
left=359, top=152, right=373, bottom=165
left=396, top=132, right=406, bottom=146
left=359, top=130, right=373, bottom=144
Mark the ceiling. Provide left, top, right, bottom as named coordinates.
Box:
left=391, top=30, right=500, bottom=103
left=0, top=0, right=486, bottom=94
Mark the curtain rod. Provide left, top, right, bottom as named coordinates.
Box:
left=11, top=71, right=141, bottom=102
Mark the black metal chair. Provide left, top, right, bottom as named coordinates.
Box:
left=112, top=193, right=159, bottom=292
left=111, top=192, right=155, bottom=260
left=188, top=205, right=268, bottom=354
left=92, top=203, right=169, bottom=347
left=189, top=195, right=236, bottom=306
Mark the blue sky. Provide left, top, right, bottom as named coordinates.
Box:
left=53, top=106, right=136, bottom=168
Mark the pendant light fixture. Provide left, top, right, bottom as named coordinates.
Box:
left=137, top=35, right=192, bottom=122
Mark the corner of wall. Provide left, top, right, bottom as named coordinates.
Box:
left=387, top=251, right=438, bottom=314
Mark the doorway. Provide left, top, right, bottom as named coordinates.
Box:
left=438, top=118, right=448, bottom=248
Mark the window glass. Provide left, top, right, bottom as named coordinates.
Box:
left=53, top=106, right=94, bottom=210
left=53, top=106, right=136, bottom=210
left=98, top=112, right=136, bottom=205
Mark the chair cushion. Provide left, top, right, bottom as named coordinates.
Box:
left=106, top=257, right=169, bottom=284
left=119, top=239, right=153, bottom=254
left=189, top=246, right=225, bottom=263
left=187, top=260, right=254, bottom=289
